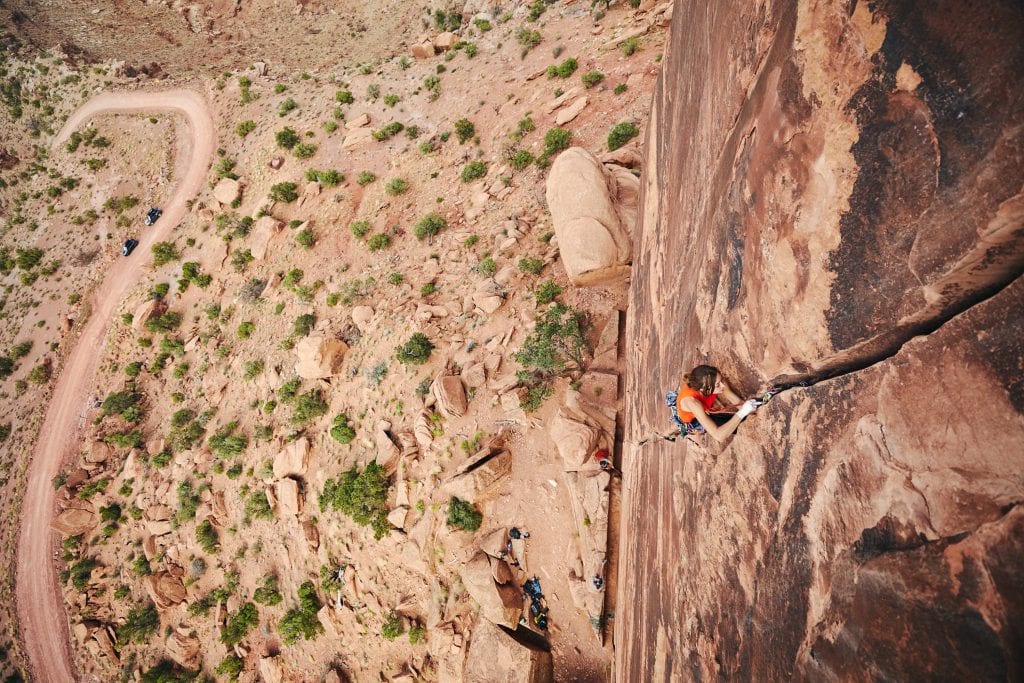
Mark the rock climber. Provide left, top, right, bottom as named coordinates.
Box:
left=672, top=364, right=759, bottom=442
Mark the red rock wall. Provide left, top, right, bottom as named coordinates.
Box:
left=617, top=1, right=1024, bottom=680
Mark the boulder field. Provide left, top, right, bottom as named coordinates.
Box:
left=617, top=0, right=1023, bottom=680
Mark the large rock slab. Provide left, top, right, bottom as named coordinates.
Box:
left=294, top=336, right=348, bottom=379
left=273, top=437, right=309, bottom=479
left=212, top=177, right=241, bottom=205
left=144, top=572, right=187, bottom=610
left=546, top=147, right=633, bottom=286
left=464, top=618, right=554, bottom=683
left=459, top=551, right=522, bottom=628
left=248, top=216, right=282, bottom=260
left=52, top=506, right=96, bottom=536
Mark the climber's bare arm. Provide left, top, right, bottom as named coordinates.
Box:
left=679, top=396, right=745, bottom=443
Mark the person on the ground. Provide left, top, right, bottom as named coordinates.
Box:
left=676, top=364, right=758, bottom=442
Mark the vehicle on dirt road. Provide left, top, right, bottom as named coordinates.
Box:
left=145, top=208, right=162, bottom=225
left=121, top=239, right=139, bottom=256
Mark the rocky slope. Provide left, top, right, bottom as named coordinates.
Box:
left=617, top=0, right=1024, bottom=679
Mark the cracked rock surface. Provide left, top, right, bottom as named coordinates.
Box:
left=618, top=0, right=1024, bottom=679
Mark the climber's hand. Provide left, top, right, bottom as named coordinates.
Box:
left=736, top=399, right=759, bottom=419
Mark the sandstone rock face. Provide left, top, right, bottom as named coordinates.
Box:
left=294, top=336, right=348, bottom=379
left=276, top=477, right=302, bottom=516
left=459, top=551, right=522, bottom=628
left=619, top=2, right=1024, bottom=680
left=546, top=147, right=633, bottom=286
left=273, top=437, right=309, bottom=479
left=433, top=376, right=468, bottom=418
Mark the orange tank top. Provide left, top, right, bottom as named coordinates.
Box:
left=677, top=385, right=717, bottom=423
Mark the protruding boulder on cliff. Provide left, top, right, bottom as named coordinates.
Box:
left=459, top=550, right=522, bottom=627
left=212, top=177, right=242, bottom=206
left=546, top=147, right=633, bottom=286
left=464, top=618, right=554, bottom=683
left=144, top=572, right=186, bottom=610
left=273, top=437, right=309, bottom=479
left=432, top=376, right=468, bottom=418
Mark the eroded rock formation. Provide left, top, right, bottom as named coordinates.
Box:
left=619, top=0, right=1024, bottom=680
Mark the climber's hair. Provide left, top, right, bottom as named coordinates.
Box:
left=685, top=365, right=719, bottom=395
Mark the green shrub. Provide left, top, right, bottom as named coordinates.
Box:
left=534, top=280, right=563, bottom=305
left=510, top=149, right=535, bottom=170
left=423, top=75, right=441, bottom=100
left=367, top=233, right=391, bottom=252
left=478, top=255, right=497, bottom=278
left=140, top=660, right=200, bottom=683
left=209, top=421, right=248, bottom=457
left=447, top=496, right=482, bottom=532
left=409, top=625, right=426, bottom=645
left=517, top=27, right=542, bottom=52
left=350, top=220, right=371, bottom=238
left=296, top=227, right=315, bottom=248
left=460, top=161, right=487, bottom=183
left=293, top=142, right=317, bottom=159
left=420, top=282, right=437, bottom=297
left=372, top=121, right=404, bottom=141
left=132, top=556, right=151, bottom=576
left=394, top=333, right=434, bottom=365
left=473, top=17, right=492, bottom=31
left=151, top=241, right=179, bottom=267
left=176, top=480, right=201, bottom=522
left=527, top=1, right=546, bottom=21
left=244, top=360, right=264, bottom=380
left=196, top=520, right=219, bottom=553
left=235, top=120, right=255, bottom=137
left=329, top=413, right=356, bottom=444
left=518, top=257, right=545, bottom=275
left=253, top=574, right=283, bottom=606
left=546, top=57, right=578, bottom=79
left=69, top=557, right=99, bottom=590
left=544, top=127, right=572, bottom=156
left=581, top=70, right=605, bottom=88
left=278, top=97, right=298, bottom=116
left=293, top=313, right=315, bottom=337
left=279, top=581, right=324, bottom=645
left=621, top=36, right=640, bottom=56
left=236, top=321, right=255, bottom=339
left=323, top=120, right=339, bottom=133
left=275, top=127, right=300, bottom=149
left=356, top=170, right=376, bottom=185
left=335, top=90, right=354, bottom=104
left=381, top=611, right=403, bottom=640
left=216, top=655, right=244, bottom=681
left=125, top=361, right=143, bottom=377
left=118, top=602, right=159, bottom=644
left=246, top=491, right=274, bottom=520
left=614, top=83, right=628, bottom=95
left=383, top=93, right=400, bottom=107
left=101, top=389, right=141, bottom=417
left=144, top=310, right=182, bottom=333
left=221, top=602, right=258, bottom=646
left=454, top=118, right=475, bottom=144
left=414, top=212, right=447, bottom=240
left=319, top=462, right=391, bottom=538
left=291, top=389, right=328, bottom=425
left=388, top=271, right=404, bottom=285
left=608, top=122, right=640, bottom=151
left=267, top=181, right=298, bottom=203
left=385, top=177, right=409, bottom=195
left=515, top=302, right=589, bottom=377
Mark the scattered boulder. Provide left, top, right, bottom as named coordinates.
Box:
left=248, top=215, right=283, bottom=260
left=387, top=507, right=408, bottom=530
left=555, top=96, right=588, bottom=125
left=165, top=628, right=201, bottom=668
left=346, top=112, right=370, bottom=129
left=52, top=505, right=96, bottom=536
left=294, top=336, right=348, bottom=379
left=433, top=31, right=456, bottom=50
left=351, top=305, right=374, bottom=331
left=273, top=437, right=310, bottom=479
left=433, top=376, right=468, bottom=418
left=213, top=177, right=241, bottom=205
left=411, top=39, right=435, bottom=59
left=83, top=441, right=112, bottom=464
left=459, top=551, right=523, bottom=627
left=461, top=362, right=486, bottom=389
left=131, top=298, right=167, bottom=332
left=144, top=572, right=187, bottom=610
left=375, top=420, right=403, bottom=472
left=549, top=407, right=601, bottom=470
left=546, top=147, right=633, bottom=286
left=342, top=127, right=374, bottom=149
left=259, top=656, right=284, bottom=683
left=443, top=440, right=512, bottom=503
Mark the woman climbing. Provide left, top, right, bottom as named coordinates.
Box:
left=669, top=364, right=759, bottom=442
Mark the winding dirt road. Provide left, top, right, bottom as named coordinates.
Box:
left=16, top=89, right=215, bottom=682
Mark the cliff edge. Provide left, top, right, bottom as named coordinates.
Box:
left=618, top=1, right=1023, bottom=680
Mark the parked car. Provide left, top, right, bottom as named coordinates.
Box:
left=122, top=239, right=139, bottom=256
left=145, top=208, right=162, bottom=225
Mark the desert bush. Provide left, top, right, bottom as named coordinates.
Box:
left=515, top=303, right=589, bottom=376
left=420, top=282, right=437, bottom=297
left=527, top=1, right=546, bottom=21
left=356, top=170, right=376, bottom=185
left=102, top=194, right=139, bottom=214
left=423, top=75, right=441, bottom=100
left=293, top=142, right=317, bottom=159
left=621, top=36, right=640, bottom=56
left=269, top=181, right=299, bottom=203
left=246, top=491, right=274, bottom=520
left=447, top=496, right=483, bottom=532
left=546, top=57, right=578, bottom=79
left=478, top=255, right=497, bottom=278
left=196, top=520, right=218, bottom=553
left=372, top=121, right=404, bottom=141
left=460, top=161, right=487, bottom=183
left=278, top=97, right=298, bottom=117
left=394, top=333, right=434, bottom=365
left=543, top=127, right=572, bottom=156
left=296, top=227, right=315, bottom=248
left=209, top=421, right=248, bottom=457
left=519, top=257, right=545, bottom=275
left=454, top=118, right=475, bottom=144
left=534, top=279, right=563, bottom=305
left=385, top=177, right=409, bottom=195
left=517, top=27, right=542, bottom=54
left=118, top=602, right=159, bottom=644
left=409, top=625, right=426, bottom=644
left=581, top=70, right=605, bottom=88
left=221, top=602, right=258, bottom=646
left=279, top=581, right=324, bottom=645
left=383, top=94, right=400, bottom=107
left=145, top=310, right=182, bottom=333
left=69, top=557, right=99, bottom=590
left=414, top=212, right=447, bottom=240
left=335, top=90, right=354, bottom=104
left=291, top=389, right=328, bottom=425
left=236, top=321, right=255, bottom=339
left=177, top=480, right=202, bottom=522
left=216, top=655, right=244, bottom=681
left=367, top=233, right=391, bottom=252
left=319, top=462, right=391, bottom=539
left=329, top=413, right=356, bottom=444
left=382, top=612, right=403, bottom=640
left=235, top=120, right=255, bottom=137
left=253, top=574, right=283, bottom=606
left=275, top=127, right=300, bottom=149
left=608, top=122, right=640, bottom=151
left=388, top=271, right=404, bottom=285
left=510, top=149, right=535, bottom=170
left=151, top=242, right=179, bottom=267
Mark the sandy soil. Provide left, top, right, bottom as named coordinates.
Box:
left=15, top=89, right=216, bottom=683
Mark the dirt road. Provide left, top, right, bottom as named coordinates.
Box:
left=16, top=89, right=215, bottom=682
